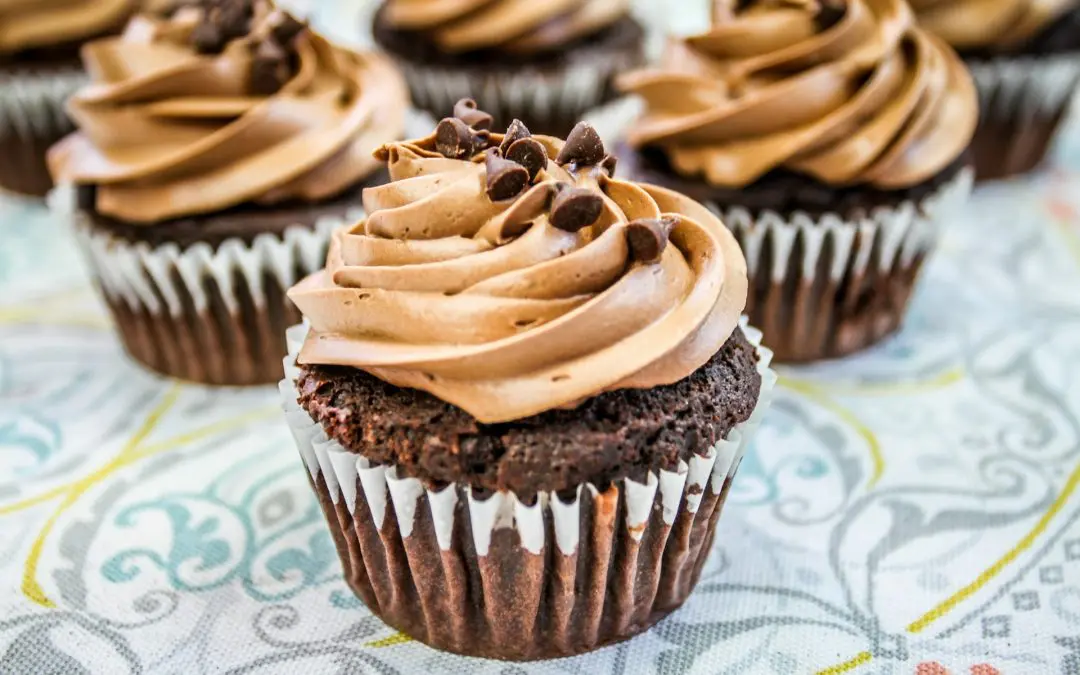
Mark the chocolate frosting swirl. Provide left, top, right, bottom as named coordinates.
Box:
left=618, top=0, right=978, bottom=189
left=48, top=3, right=408, bottom=224
left=289, top=117, right=749, bottom=424
left=0, top=0, right=133, bottom=53
left=380, top=0, right=630, bottom=54
left=910, top=0, right=1077, bottom=51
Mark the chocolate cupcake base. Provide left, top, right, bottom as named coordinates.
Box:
left=54, top=186, right=368, bottom=386
left=966, top=53, right=1080, bottom=181
left=280, top=323, right=776, bottom=660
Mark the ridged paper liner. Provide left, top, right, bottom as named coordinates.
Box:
left=50, top=184, right=360, bottom=386
left=967, top=52, right=1080, bottom=179
left=713, top=166, right=974, bottom=363
left=0, top=66, right=83, bottom=197
left=279, top=320, right=776, bottom=660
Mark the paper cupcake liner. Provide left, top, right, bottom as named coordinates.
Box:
left=966, top=52, right=1080, bottom=180
left=0, top=66, right=83, bottom=197
left=51, top=185, right=360, bottom=386
left=398, top=48, right=642, bottom=138
left=711, top=166, right=974, bottom=363
left=280, top=320, right=776, bottom=660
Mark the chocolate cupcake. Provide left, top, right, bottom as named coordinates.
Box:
left=280, top=105, right=775, bottom=660
left=618, top=0, right=977, bottom=363
left=0, top=0, right=141, bottom=197
left=47, top=1, right=409, bottom=386
left=371, top=0, right=644, bottom=137
left=911, top=0, right=1080, bottom=179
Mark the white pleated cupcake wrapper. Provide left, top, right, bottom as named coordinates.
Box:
left=279, top=318, right=776, bottom=557
left=0, top=67, right=83, bottom=141
left=399, top=50, right=640, bottom=127
left=968, top=51, right=1080, bottom=122
left=49, top=184, right=359, bottom=317
left=713, top=165, right=975, bottom=285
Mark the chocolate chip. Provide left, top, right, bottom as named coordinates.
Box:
left=505, top=138, right=547, bottom=181
left=270, top=10, right=307, bottom=44
left=550, top=184, right=603, bottom=232
left=436, top=117, right=486, bottom=159
left=485, top=150, right=530, bottom=202
left=191, top=20, right=225, bottom=53
left=250, top=38, right=290, bottom=95
left=555, top=122, right=605, bottom=167
left=815, top=0, right=847, bottom=30
left=499, top=119, right=531, bottom=155
left=215, top=0, right=253, bottom=41
left=601, top=154, right=618, bottom=176
left=626, top=217, right=675, bottom=264
left=453, top=98, right=493, bottom=131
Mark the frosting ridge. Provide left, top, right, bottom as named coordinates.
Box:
left=289, top=108, right=749, bottom=423
left=48, top=1, right=408, bottom=224
left=617, top=0, right=978, bottom=189
left=909, top=0, right=1077, bottom=51
left=0, top=0, right=133, bottom=54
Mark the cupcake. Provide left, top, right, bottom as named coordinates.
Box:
left=0, top=0, right=139, bottom=197
left=47, top=0, right=409, bottom=386
left=280, top=104, right=775, bottom=660
left=911, top=0, right=1080, bottom=179
left=617, top=0, right=977, bottom=363
left=371, top=0, right=645, bottom=137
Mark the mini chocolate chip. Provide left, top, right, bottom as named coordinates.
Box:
left=626, top=216, right=676, bottom=264
left=555, top=122, right=605, bottom=166
left=436, top=117, right=485, bottom=159
left=550, top=185, right=603, bottom=232
left=815, top=0, right=847, bottom=30
left=499, top=119, right=531, bottom=155
left=505, top=138, right=547, bottom=181
left=250, top=38, right=290, bottom=95
left=216, top=0, right=253, bottom=40
left=601, top=154, right=618, bottom=176
left=191, top=20, right=225, bottom=53
left=270, top=11, right=307, bottom=44
left=485, top=150, right=530, bottom=201
left=453, top=98, right=493, bottom=130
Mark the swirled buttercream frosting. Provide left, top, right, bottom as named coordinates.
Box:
left=0, top=0, right=134, bottom=54
left=48, top=0, right=408, bottom=224
left=379, top=0, right=631, bottom=54
left=289, top=103, right=749, bottom=423
left=618, top=0, right=978, bottom=189
left=909, top=0, right=1077, bottom=52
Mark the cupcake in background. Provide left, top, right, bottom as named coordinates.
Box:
left=911, top=0, right=1080, bottom=179
left=618, top=0, right=977, bottom=363
left=371, top=0, right=645, bottom=137
left=281, top=102, right=775, bottom=659
left=48, top=0, right=409, bottom=386
left=0, top=0, right=138, bottom=197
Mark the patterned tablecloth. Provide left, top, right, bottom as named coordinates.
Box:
left=4, top=4, right=1080, bottom=674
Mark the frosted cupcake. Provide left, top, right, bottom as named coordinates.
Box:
left=911, top=0, right=1080, bottom=179
left=371, top=0, right=645, bottom=136
left=618, top=0, right=977, bottom=362
left=48, top=0, right=409, bottom=385
left=281, top=104, right=775, bottom=660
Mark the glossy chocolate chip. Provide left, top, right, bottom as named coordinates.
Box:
left=250, top=38, right=290, bottom=95
left=550, top=185, right=603, bottom=232
left=505, top=138, right=548, bottom=181
left=555, top=122, right=605, bottom=166
left=191, top=20, right=225, bottom=53
left=485, top=151, right=530, bottom=202
left=436, top=117, right=482, bottom=159
left=270, top=10, right=307, bottom=44
left=626, top=217, right=676, bottom=264
left=500, top=119, right=531, bottom=154
left=453, top=98, right=494, bottom=131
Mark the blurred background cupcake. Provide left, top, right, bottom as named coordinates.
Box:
left=281, top=106, right=775, bottom=660
left=370, top=0, right=645, bottom=136
left=618, top=0, right=977, bottom=363
left=48, top=0, right=409, bottom=386
left=0, top=0, right=141, bottom=198
left=911, top=0, right=1080, bottom=180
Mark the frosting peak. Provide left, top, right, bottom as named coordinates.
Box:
left=380, top=0, right=631, bottom=54
left=618, top=0, right=978, bottom=189
left=909, top=0, right=1077, bottom=51
left=48, top=0, right=408, bottom=224
left=289, top=106, right=749, bottom=423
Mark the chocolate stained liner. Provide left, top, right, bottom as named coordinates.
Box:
left=280, top=321, right=777, bottom=661
left=51, top=185, right=358, bottom=386
left=398, top=47, right=643, bottom=138
left=967, top=52, right=1080, bottom=180
left=0, top=67, right=83, bottom=197
left=713, top=167, right=974, bottom=363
